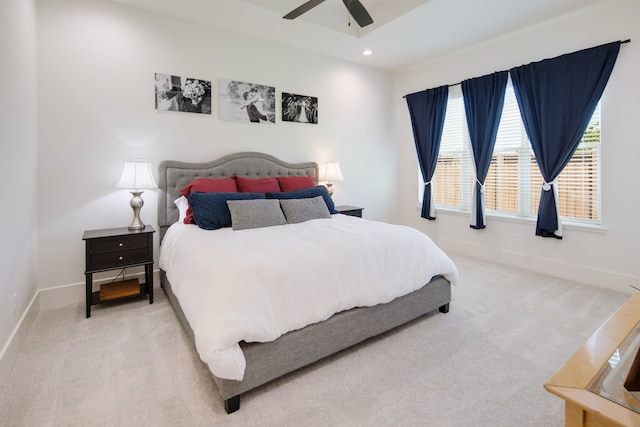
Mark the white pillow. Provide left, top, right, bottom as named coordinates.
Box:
left=174, top=196, right=189, bottom=223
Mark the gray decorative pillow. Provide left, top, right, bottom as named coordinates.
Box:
left=280, top=196, right=331, bottom=224
left=226, top=199, right=286, bottom=230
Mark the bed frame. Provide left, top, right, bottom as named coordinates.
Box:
left=157, top=152, right=452, bottom=413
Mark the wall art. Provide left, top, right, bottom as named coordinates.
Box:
left=282, top=92, right=318, bottom=124
left=155, top=73, right=212, bottom=114
left=219, top=79, right=275, bottom=124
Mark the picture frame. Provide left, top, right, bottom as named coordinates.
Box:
left=282, top=92, right=318, bottom=124
left=154, top=73, right=212, bottom=114
left=219, top=79, right=275, bottom=124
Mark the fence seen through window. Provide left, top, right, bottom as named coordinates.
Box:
left=428, top=84, right=601, bottom=223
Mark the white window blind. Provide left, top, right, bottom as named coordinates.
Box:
left=423, top=80, right=601, bottom=224
left=484, top=85, right=530, bottom=216
left=429, top=86, right=472, bottom=209
left=549, top=103, right=601, bottom=221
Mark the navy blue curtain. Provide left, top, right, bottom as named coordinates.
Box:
left=406, top=86, right=449, bottom=219
left=462, top=71, right=508, bottom=230
left=510, top=41, right=620, bottom=238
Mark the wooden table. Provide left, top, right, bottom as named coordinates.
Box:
left=82, top=226, right=155, bottom=318
left=545, top=293, right=640, bottom=427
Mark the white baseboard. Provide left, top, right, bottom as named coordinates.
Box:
left=0, top=270, right=161, bottom=390
left=38, top=281, right=85, bottom=309
left=39, top=270, right=161, bottom=309
left=440, top=237, right=637, bottom=295
left=0, top=290, right=40, bottom=389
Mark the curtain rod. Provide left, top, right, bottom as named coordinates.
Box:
left=403, top=39, right=631, bottom=99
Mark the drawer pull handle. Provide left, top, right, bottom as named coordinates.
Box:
left=118, top=256, right=124, bottom=261
left=118, top=243, right=124, bottom=247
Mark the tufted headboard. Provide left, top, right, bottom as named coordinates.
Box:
left=157, top=152, right=319, bottom=241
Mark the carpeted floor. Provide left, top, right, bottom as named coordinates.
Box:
left=0, top=253, right=630, bottom=426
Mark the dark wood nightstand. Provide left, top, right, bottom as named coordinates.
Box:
left=335, top=205, right=364, bottom=218
left=82, top=226, right=155, bottom=318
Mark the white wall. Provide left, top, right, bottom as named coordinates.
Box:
left=393, top=0, right=640, bottom=293
left=0, top=0, right=38, bottom=380
left=36, top=0, right=395, bottom=294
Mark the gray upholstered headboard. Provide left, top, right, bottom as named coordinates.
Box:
left=158, top=152, right=319, bottom=241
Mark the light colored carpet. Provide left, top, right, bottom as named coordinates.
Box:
left=0, top=253, right=630, bottom=427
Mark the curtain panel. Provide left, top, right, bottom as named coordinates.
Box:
left=406, top=86, right=449, bottom=220
left=510, top=41, right=620, bottom=238
left=461, top=71, right=509, bottom=230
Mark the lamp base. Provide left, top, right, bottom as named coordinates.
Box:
left=128, top=191, right=146, bottom=230
left=325, top=183, right=334, bottom=197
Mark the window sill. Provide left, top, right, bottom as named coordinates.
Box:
left=416, top=205, right=608, bottom=234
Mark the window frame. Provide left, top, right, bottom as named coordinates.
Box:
left=419, top=80, right=603, bottom=227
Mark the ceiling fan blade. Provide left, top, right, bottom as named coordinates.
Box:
left=343, top=0, right=374, bottom=27
left=283, top=0, right=326, bottom=20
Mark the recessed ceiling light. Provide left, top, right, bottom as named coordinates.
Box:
left=363, top=49, right=373, bottom=56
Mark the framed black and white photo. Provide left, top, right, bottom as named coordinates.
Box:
left=155, top=73, right=212, bottom=114
left=219, top=79, right=275, bottom=124
left=282, top=92, right=318, bottom=124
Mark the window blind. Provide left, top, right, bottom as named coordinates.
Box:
left=425, top=81, right=601, bottom=224
left=431, top=86, right=471, bottom=209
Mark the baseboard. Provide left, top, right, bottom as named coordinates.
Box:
left=440, top=238, right=637, bottom=295
left=0, top=290, right=40, bottom=390
left=1, top=270, right=160, bottom=390
left=38, top=281, right=85, bottom=310
left=38, top=270, right=160, bottom=310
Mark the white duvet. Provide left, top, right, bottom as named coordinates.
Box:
left=159, top=214, right=458, bottom=381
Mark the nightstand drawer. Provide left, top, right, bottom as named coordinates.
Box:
left=88, top=234, right=148, bottom=254
left=88, top=247, right=152, bottom=271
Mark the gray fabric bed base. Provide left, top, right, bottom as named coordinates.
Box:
left=160, top=270, right=451, bottom=413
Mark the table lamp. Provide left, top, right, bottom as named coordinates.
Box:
left=320, top=162, right=344, bottom=196
left=116, top=159, right=158, bottom=230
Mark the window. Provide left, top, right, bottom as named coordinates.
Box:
left=425, top=80, right=601, bottom=224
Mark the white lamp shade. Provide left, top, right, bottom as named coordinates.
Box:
left=320, top=162, right=344, bottom=182
left=116, top=160, right=158, bottom=190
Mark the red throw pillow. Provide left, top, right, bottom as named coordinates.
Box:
left=180, top=177, right=238, bottom=224
left=276, top=176, right=316, bottom=192
left=236, top=176, right=280, bottom=193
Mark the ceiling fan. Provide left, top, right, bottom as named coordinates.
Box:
left=283, top=0, right=374, bottom=28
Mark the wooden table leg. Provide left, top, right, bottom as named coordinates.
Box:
left=565, top=401, right=585, bottom=427
left=146, top=263, right=154, bottom=304
left=85, top=273, right=92, bottom=318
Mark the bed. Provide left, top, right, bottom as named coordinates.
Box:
left=157, top=152, right=458, bottom=413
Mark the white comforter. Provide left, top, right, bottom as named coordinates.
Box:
left=159, top=214, right=458, bottom=381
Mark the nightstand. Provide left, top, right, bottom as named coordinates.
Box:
left=82, top=226, right=155, bottom=318
left=335, top=205, right=364, bottom=218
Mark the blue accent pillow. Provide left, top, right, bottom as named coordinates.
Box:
left=187, top=192, right=266, bottom=230
left=266, top=186, right=338, bottom=214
